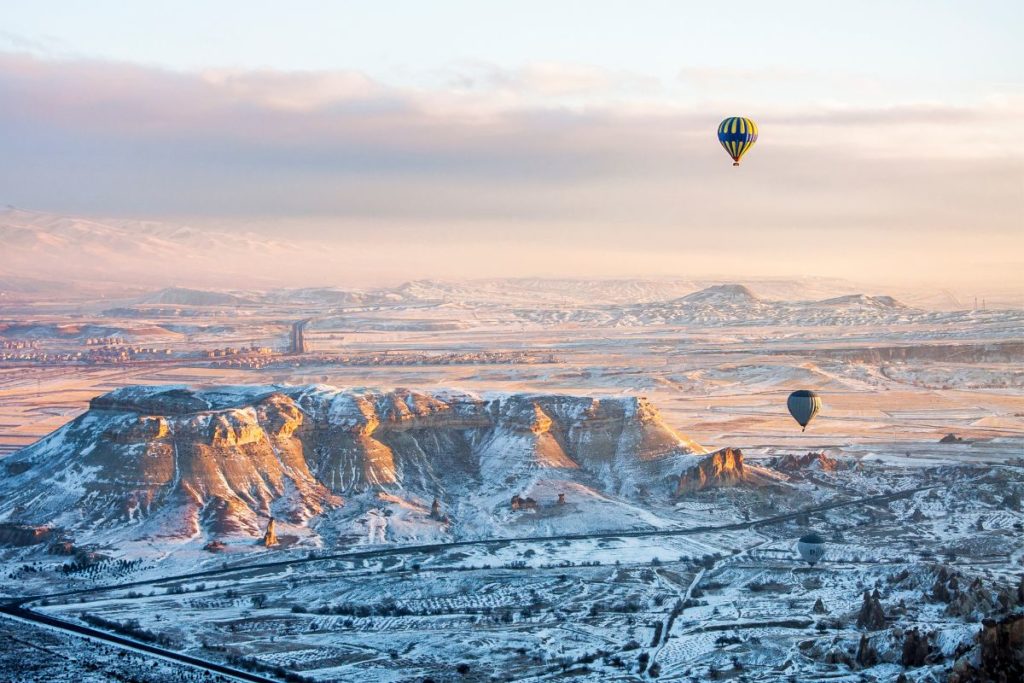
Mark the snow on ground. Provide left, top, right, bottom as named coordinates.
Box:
left=5, top=449, right=1018, bottom=681
left=2, top=282, right=1022, bottom=681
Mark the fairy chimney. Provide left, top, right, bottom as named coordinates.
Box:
left=262, top=517, right=278, bottom=547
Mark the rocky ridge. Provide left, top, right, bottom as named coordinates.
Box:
left=0, top=385, right=709, bottom=542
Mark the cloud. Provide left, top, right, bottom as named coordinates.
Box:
left=445, top=61, right=661, bottom=101
left=0, top=31, right=63, bottom=55
left=199, top=68, right=385, bottom=111
left=0, top=52, right=1020, bottom=289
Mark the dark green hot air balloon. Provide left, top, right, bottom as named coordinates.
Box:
left=787, top=390, right=821, bottom=432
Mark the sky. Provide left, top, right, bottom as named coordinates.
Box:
left=1, top=1, right=1022, bottom=289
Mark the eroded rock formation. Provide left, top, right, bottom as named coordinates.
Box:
left=855, top=633, right=877, bottom=667
left=677, top=448, right=746, bottom=494
left=262, top=518, right=278, bottom=547
left=857, top=589, right=886, bottom=631
left=0, top=385, right=706, bottom=540
left=900, top=627, right=931, bottom=666
left=949, top=614, right=1024, bottom=682
left=774, top=451, right=841, bottom=474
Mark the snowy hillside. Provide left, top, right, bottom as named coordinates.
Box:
left=0, top=385, right=717, bottom=546
left=515, top=284, right=1024, bottom=328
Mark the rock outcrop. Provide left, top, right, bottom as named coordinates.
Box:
left=0, top=385, right=706, bottom=541
left=679, top=284, right=760, bottom=304
left=976, top=615, right=1024, bottom=680
left=947, top=577, right=998, bottom=619
left=511, top=494, right=538, bottom=511
left=261, top=518, right=278, bottom=547
left=932, top=565, right=957, bottom=603
left=0, top=523, right=55, bottom=547
left=855, top=633, right=877, bottom=667
left=774, top=451, right=841, bottom=474
left=677, top=448, right=746, bottom=494
left=927, top=566, right=1000, bottom=618
left=949, top=614, right=1024, bottom=682
left=900, top=627, right=931, bottom=666
left=856, top=589, right=886, bottom=630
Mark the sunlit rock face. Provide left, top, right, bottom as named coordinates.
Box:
left=676, top=447, right=747, bottom=494
left=773, top=451, right=842, bottom=474
left=0, top=385, right=706, bottom=540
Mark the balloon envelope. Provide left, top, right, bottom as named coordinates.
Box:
left=718, top=117, right=758, bottom=166
left=797, top=532, right=826, bottom=565
left=787, top=390, right=821, bottom=431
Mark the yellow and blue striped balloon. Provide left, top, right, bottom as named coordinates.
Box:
left=717, top=116, right=758, bottom=166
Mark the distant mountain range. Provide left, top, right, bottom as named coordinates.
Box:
left=389, top=277, right=891, bottom=307
left=511, top=284, right=1024, bottom=328
left=109, top=283, right=962, bottom=331
left=3, top=207, right=1020, bottom=309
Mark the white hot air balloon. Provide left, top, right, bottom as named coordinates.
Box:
left=797, top=532, right=826, bottom=566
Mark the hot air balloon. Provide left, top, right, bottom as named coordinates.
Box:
left=797, top=532, right=826, bottom=566
left=718, top=116, right=758, bottom=166
left=787, top=390, right=821, bottom=432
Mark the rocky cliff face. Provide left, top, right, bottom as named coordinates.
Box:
left=0, top=385, right=706, bottom=541
left=975, top=615, right=1024, bottom=680
left=948, top=614, right=1024, bottom=682
left=676, top=448, right=747, bottom=494
left=4, top=388, right=341, bottom=539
